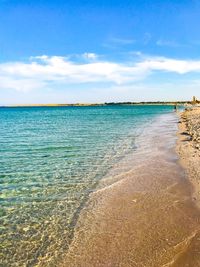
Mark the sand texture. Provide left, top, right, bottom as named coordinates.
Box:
left=177, top=107, right=200, bottom=204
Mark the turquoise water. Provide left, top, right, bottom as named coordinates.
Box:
left=0, top=105, right=174, bottom=266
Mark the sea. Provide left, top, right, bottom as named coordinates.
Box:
left=0, top=105, right=177, bottom=266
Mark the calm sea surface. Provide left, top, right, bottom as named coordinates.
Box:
left=0, top=105, right=174, bottom=266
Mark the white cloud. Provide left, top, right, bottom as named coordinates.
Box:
left=82, top=53, right=98, bottom=60
left=1, top=54, right=200, bottom=93
left=0, top=76, right=45, bottom=92
left=136, top=56, right=200, bottom=74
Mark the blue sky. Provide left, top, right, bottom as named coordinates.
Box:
left=0, top=0, right=200, bottom=104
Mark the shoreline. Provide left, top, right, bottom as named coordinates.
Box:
left=60, top=112, right=200, bottom=267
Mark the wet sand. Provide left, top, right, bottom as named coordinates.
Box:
left=60, top=113, right=200, bottom=267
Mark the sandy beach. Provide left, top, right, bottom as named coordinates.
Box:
left=177, top=107, right=200, bottom=205
left=60, top=112, right=200, bottom=267
left=174, top=106, right=200, bottom=266
left=2, top=1, right=200, bottom=266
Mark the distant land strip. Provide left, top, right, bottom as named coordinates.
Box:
left=0, top=101, right=192, bottom=108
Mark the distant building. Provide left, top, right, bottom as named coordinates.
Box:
left=192, top=96, right=200, bottom=104
left=193, top=96, right=196, bottom=103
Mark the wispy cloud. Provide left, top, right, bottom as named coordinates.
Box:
left=1, top=53, right=200, bottom=93
left=102, top=37, right=135, bottom=49
left=108, top=37, right=135, bottom=45
left=143, top=33, right=152, bottom=45
left=156, top=39, right=182, bottom=47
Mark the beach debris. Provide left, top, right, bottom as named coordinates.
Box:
left=23, top=226, right=30, bottom=232
left=195, top=144, right=200, bottom=150
left=181, top=108, right=200, bottom=149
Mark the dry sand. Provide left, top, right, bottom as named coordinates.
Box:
left=173, top=107, right=200, bottom=266
left=177, top=107, right=200, bottom=204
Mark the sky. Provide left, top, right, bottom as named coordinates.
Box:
left=0, top=0, right=200, bottom=104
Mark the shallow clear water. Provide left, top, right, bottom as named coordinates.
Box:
left=0, top=105, right=174, bottom=266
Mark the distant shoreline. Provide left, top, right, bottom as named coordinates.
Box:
left=0, top=101, right=190, bottom=108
